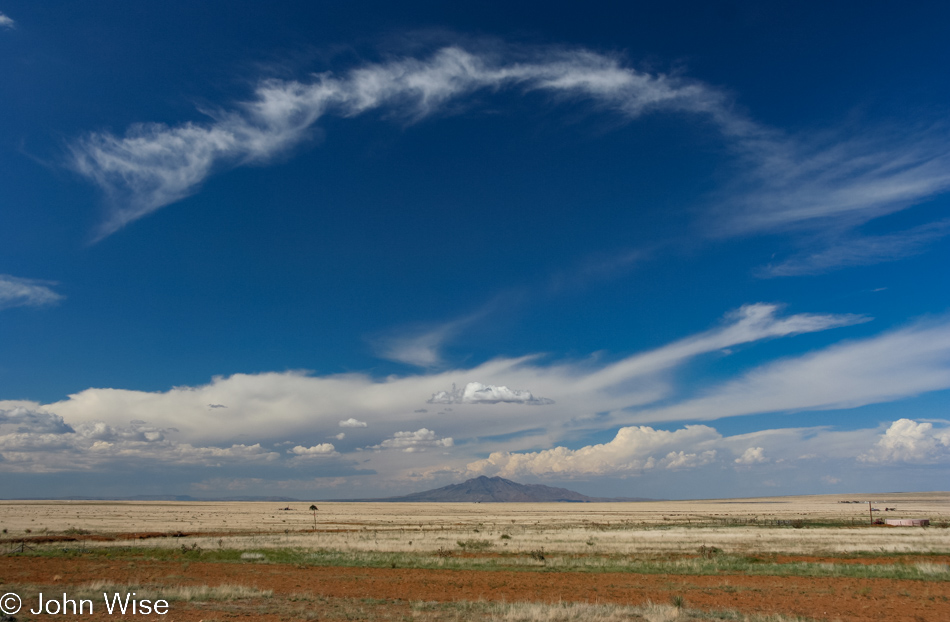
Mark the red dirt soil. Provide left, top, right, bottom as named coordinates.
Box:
left=5, top=557, right=950, bottom=622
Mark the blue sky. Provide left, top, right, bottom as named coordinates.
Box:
left=1, top=1, right=949, bottom=499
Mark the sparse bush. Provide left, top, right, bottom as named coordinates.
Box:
left=64, top=527, right=91, bottom=535
left=698, top=544, right=722, bottom=559
left=456, top=539, right=493, bottom=551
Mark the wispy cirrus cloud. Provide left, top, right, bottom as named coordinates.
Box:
left=0, top=275, right=63, bottom=310
left=0, top=11, right=14, bottom=29
left=69, top=44, right=729, bottom=240
left=626, top=316, right=950, bottom=425
left=713, top=127, right=950, bottom=276
left=70, top=41, right=950, bottom=278
left=718, top=128, right=950, bottom=235
left=371, top=303, right=500, bottom=367
left=760, top=219, right=950, bottom=277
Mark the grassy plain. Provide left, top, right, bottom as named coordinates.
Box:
left=2, top=492, right=949, bottom=621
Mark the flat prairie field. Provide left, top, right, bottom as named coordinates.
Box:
left=2, top=492, right=950, bottom=621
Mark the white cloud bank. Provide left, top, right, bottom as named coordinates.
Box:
left=860, top=419, right=950, bottom=464
left=0, top=275, right=63, bottom=310
left=0, top=12, right=14, bottom=29
left=4, top=305, right=950, bottom=488
left=465, top=418, right=950, bottom=480
left=0, top=408, right=280, bottom=473
left=22, top=303, right=862, bottom=446
left=428, top=382, right=554, bottom=405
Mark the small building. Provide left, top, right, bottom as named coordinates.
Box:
left=884, top=519, right=930, bottom=527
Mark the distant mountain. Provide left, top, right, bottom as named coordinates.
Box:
left=341, top=476, right=656, bottom=502
left=8, top=478, right=654, bottom=503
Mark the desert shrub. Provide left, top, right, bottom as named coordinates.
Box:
left=698, top=545, right=722, bottom=559
left=64, top=527, right=91, bottom=535
left=456, top=539, right=493, bottom=551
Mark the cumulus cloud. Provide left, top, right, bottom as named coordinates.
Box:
left=289, top=443, right=337, bottom=457
left=339, top=418, right=367, bottom=428
left=428, top=382, right=554, bottom=405
left=372, top=428, right=453, bottom=453
left=860, top=419, right=950, bottom=464
left=0, top=413, right=281, bottom=473
left=0, top=408, right=74, bottom=434
left=734, top=447, right=767, bottom=464
left=663, top=450, right=718, bottom=470
left=0, top=12, right=13, bottom=29
left=0, top=275, right=63, bottom=310
left=467, top=425, right=722, bottom=478
left=462, top=419, right=920, bottom=480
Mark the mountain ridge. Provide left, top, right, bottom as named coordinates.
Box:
left=334, top=476, right=656, bottom=502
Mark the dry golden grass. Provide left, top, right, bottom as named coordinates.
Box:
left=2, top=492, right=948, bottom=557
left=1, top=491, right=946, bottom=533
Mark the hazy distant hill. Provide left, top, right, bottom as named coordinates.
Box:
left=342, top=476, right=655, bottom=502
left=17, top=477, right=653, bottom=503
